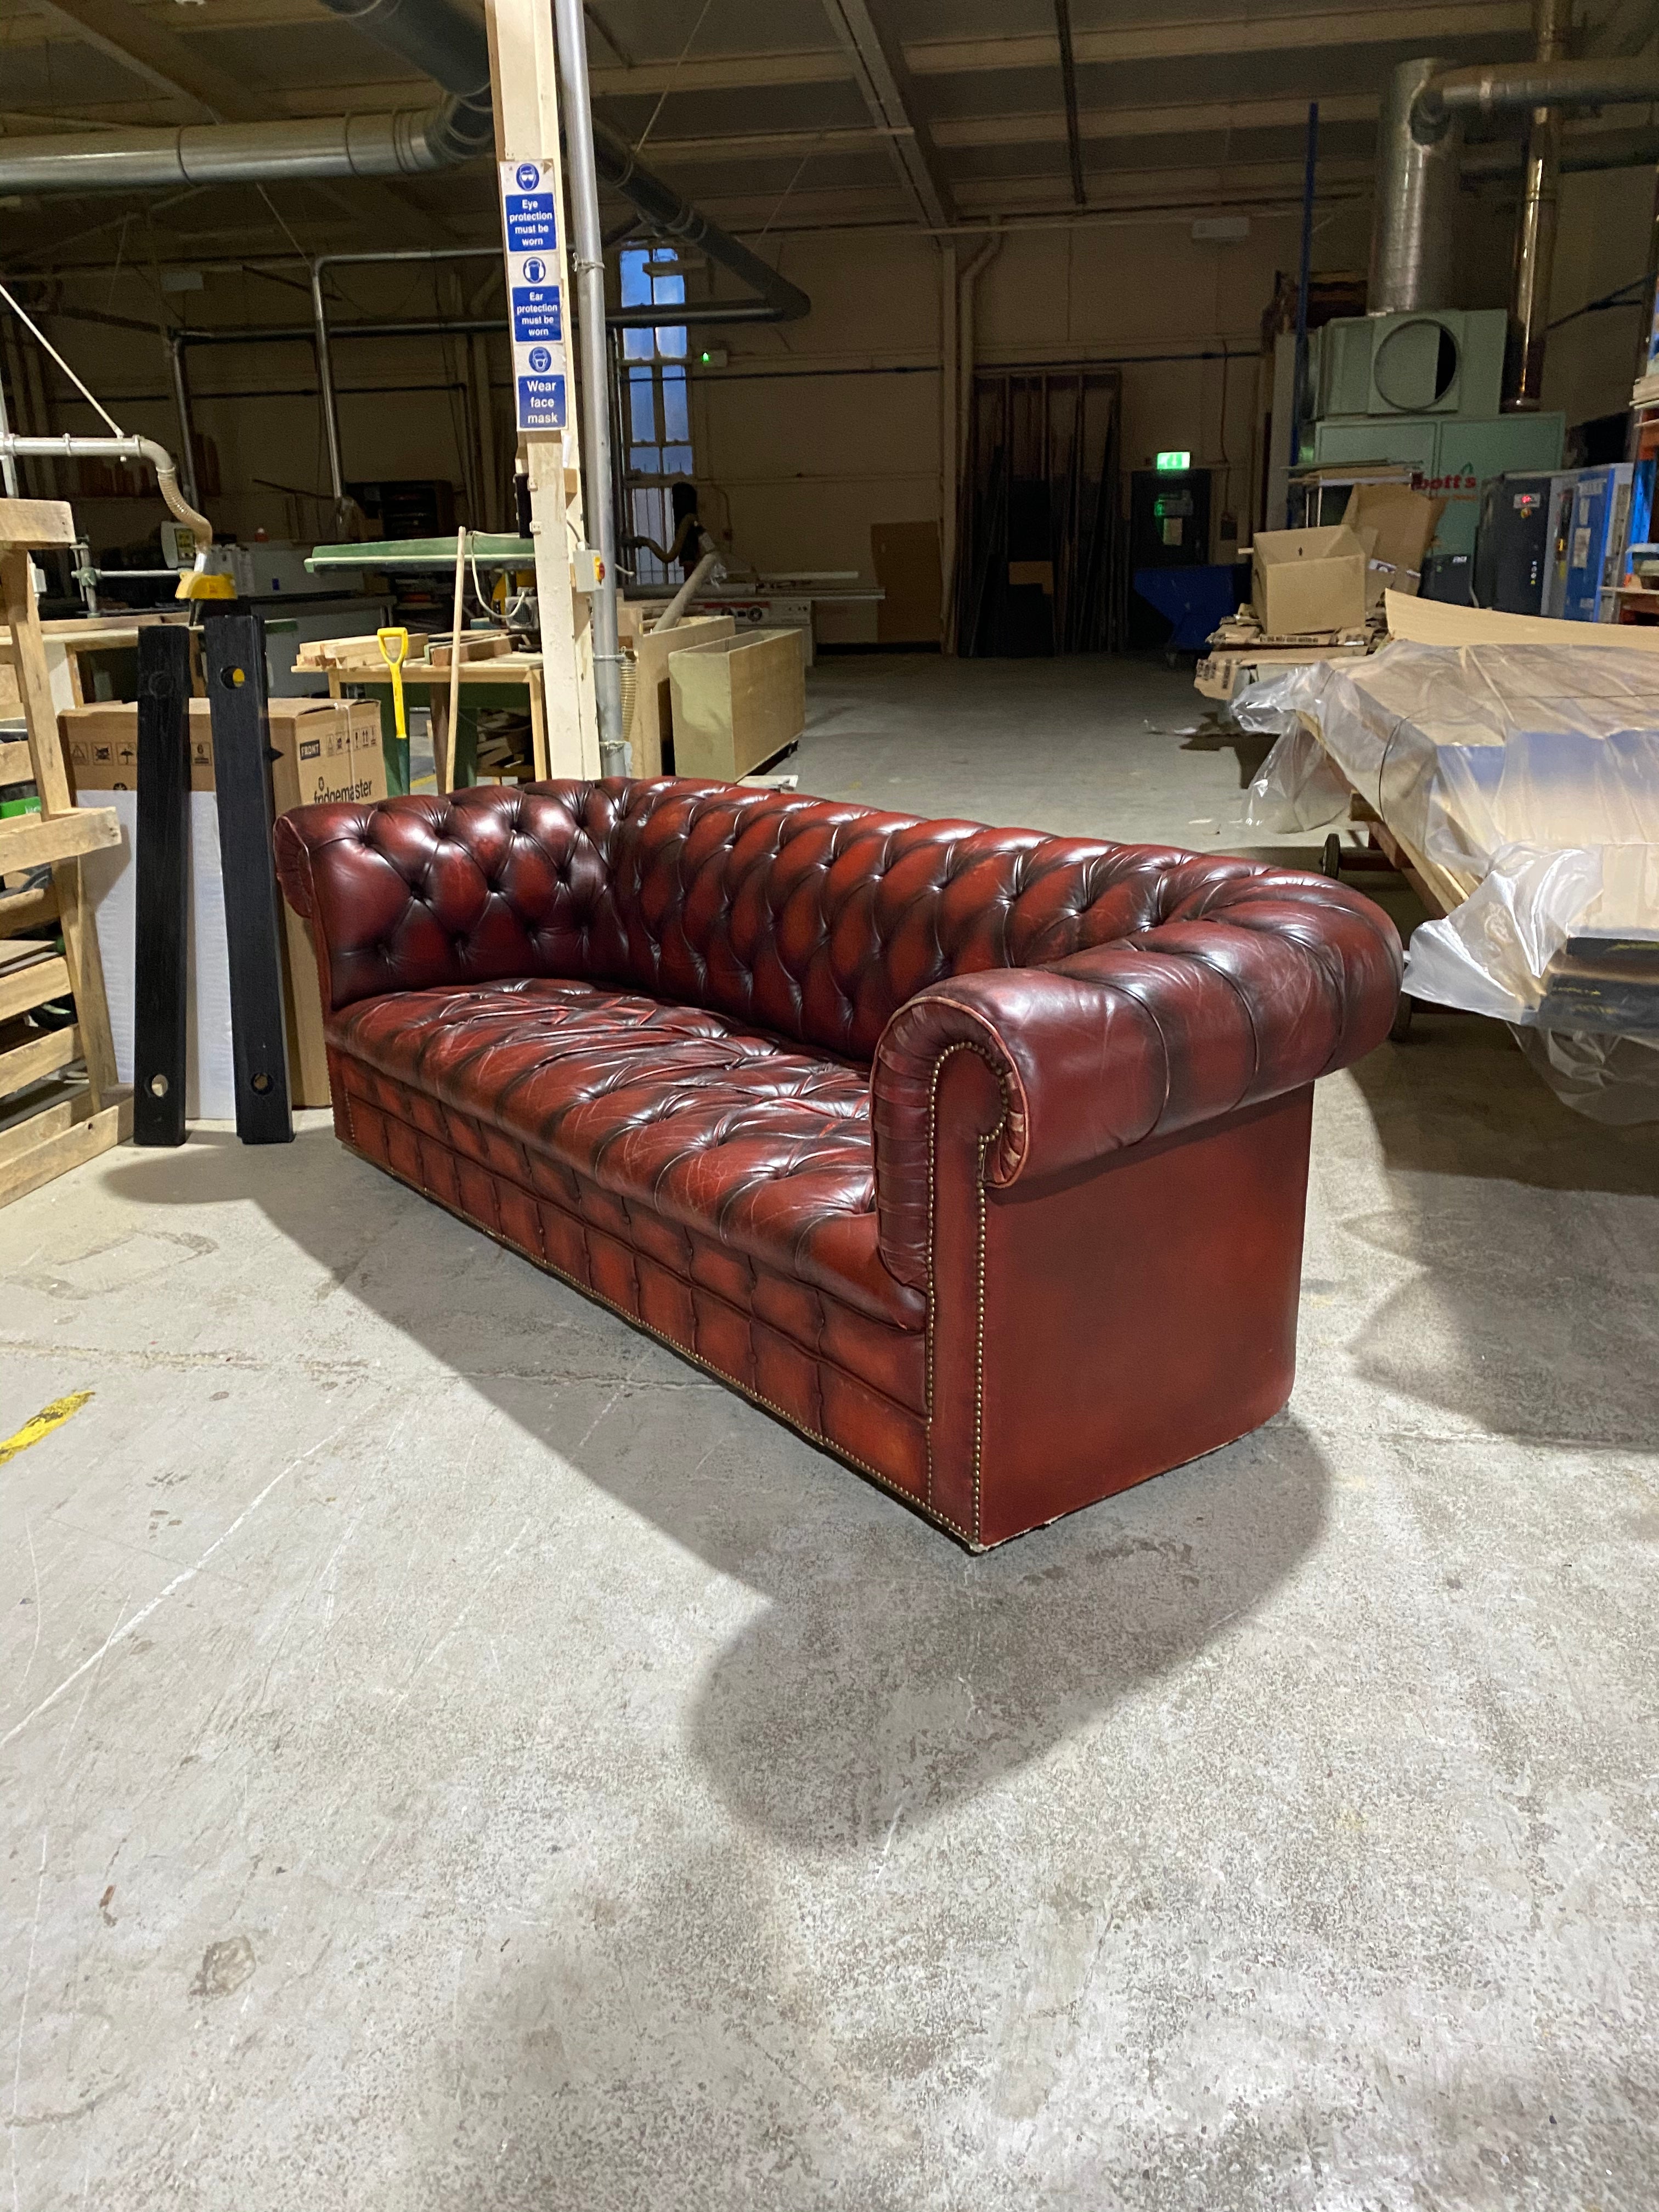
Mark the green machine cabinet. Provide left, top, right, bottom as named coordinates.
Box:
left=1308, top=413, right=1565, bottom=558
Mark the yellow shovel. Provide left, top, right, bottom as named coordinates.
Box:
left=376, top=626, right=410, bottom=786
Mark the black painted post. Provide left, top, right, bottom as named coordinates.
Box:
left=132, top=623, right=193, bottom=1147
left=204, top=614, right=294, bottom=1145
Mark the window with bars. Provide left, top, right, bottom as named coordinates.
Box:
left=619, top=246, right=693, bottom=586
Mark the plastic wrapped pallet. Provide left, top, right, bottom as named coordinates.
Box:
left=1233, top=634, right=1659, bottom=1121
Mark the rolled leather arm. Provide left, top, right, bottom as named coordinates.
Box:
left=871, top=875, right=1402, bottom=1290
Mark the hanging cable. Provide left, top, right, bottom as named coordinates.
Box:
left=0, top=282, right=125, bottom=435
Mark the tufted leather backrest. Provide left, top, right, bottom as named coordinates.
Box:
left=275, top=777, right=1304, bottom=1060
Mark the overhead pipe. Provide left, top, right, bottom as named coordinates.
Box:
left=1401, top=44, right=1659, bottom=407
left=1368, top=58, right=1462, bottom=315
left=552, top=0, right=627, bottom=777
left=0, top=0, right=811, bottom=328
left=306, top=245, right=498, bottom=520
left=0, top=112, right=490, bottom=197
left=314, top=0, right=493, bottom=154
left=321, top=0, right=808, bottom=328
left=947, top=230, right=1002, bottom=653
left=1412, top=55, right=1659, bottom=134
left=589, top=120, right=811, bottom=326
left=0, top=432, right=211, bottom=539
left=1504, top=0, right=1571, bottom=410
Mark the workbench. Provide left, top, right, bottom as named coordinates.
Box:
left=292, top=639, right=549, bottom=792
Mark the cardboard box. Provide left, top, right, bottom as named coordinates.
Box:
left=267, top=696, right=384, bottom=812
left=1342, top=482, right=1446, bottom=604
left=61, top=695, right=386, bottom=1110
left=1251, top=525, right=1369, bottom=637
left=63, top=695, right=383, bottom=808
left=668, top=630, right=806, bottom=780
left=65, top=698, right=214, bottom=791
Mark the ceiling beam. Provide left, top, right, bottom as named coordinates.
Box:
left=906, top=2, right=1532, bottom=74
left=935, top=93, right=1380, bottom=150
left=819, top=0, right=952, bottom=227
left=0, top=0, right=1536, bottom=83
left=24, top=0, right=268, bottom=120
left=620, top=94, right=1384, bottom=168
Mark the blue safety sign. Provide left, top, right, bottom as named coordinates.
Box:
left=516, top=373, right=566, bottom=431
left=500, top=160, right=568, bottom=432
left=499, top=159, right=557, bottom=254
left=510, top=278, right=562, bottom=346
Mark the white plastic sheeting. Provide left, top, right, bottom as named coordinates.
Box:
left=1234, top=639, right=1659, bottom=1122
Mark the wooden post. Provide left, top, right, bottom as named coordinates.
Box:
left=484, top=0, right=600, bottom=778
left=204, top=614, right=294, bottom=1146
left=444, top=528, right=465, bottom=794
left=131, top=624, right=191, bottom=1147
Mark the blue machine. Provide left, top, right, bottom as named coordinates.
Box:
left=1131, top=563, right=1248, bottom=652
left=1544, top=464, right=1637, bottom=622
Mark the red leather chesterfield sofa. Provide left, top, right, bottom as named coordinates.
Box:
left=274, top=778, right=1401, bottom=1549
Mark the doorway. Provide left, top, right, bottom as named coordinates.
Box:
left=955, top=368, right=1122, bottom=656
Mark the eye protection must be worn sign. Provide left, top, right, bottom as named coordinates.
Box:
left=500, top=159, right=566, bottom=431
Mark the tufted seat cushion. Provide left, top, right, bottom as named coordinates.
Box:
left=332, top=975, right=919, bottom=1331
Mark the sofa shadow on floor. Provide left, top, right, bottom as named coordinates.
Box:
left=1338, top=1019, right=1659, bottom=1453
left=105, top=1129, right=1333, bottom=1852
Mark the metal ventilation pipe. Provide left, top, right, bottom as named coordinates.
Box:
left=1506, top=0, right=1570, bottom=410
left=0, top=0, right=490, bottom=192
left=1408, top=47, right=1659, bottom=405
left=1412, top=55, right=1659, bottom=129
left=1368, top=58, right=1462, bottom=315
left=0, top=432, right=211, bottom=540
left=552, top=0, right=627, bottom=777
left=0, top=112, right=488, bottom=194
left=313, top=0, right=495, bottom=160
left=0, top=0, right=810, bottom=329
left=590, top=123, right=810, bottom=325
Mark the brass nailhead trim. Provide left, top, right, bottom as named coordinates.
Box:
left=922, top=1039, right=1007, bottom=1549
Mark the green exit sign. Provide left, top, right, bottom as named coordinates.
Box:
left=1155, top=450, right=1191, bottom=472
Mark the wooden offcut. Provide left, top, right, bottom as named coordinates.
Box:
left=667, top=631, right=806, bottom=781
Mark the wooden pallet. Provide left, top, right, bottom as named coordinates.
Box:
left=0, top=498, right=130, bottom=1206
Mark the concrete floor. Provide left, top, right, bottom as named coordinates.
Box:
left=4, top=653, right=1658, bottom=2210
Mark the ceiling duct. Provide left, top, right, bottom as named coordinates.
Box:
left=588, top=121, right=808, bottom=325
left=0, top=0, right=809, bottom=324
left=1370, top=41, right=1659, bottom=404
left=1369, top=57, right=1462, bottom=315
